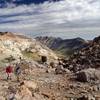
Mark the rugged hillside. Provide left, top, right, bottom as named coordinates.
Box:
left=36, top=36, right=88, bottom=57
left=60, top=35, right=100, bottom=72
left=0, top=33, right=100, bottom=99
left=0, top=32, right=57, bottom=64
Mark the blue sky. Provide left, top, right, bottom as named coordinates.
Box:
left=0, top=0, right=100, bottom=40
left=0, top=0, right=59, bottom=6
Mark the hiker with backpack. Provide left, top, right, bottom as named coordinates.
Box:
left=41, top=56, right=47, bottom=64
left=14, top=63, right=21, bottom=82
left=6, top=64, right=13, bottom=80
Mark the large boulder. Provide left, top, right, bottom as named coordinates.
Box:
left=76, top=68, right=100, bottom=82
left=24, top=80, right=38, bottom=90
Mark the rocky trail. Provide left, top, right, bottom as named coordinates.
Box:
left=0, top=62, right=100, bottom=100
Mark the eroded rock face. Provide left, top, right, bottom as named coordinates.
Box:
left=0, top=32, right=58, bottom=62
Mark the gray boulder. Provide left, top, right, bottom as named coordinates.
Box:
left=76, top=68, right=100, bottom=82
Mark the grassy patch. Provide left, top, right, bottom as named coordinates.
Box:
left=54, top=49, right=74, bottom=59
left=22, top=51, right=40, bottom=61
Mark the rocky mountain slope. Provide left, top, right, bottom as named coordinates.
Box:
left=0, top=32, right=100, bottom=100
left=36, top=36, right=89, bottom=57
left=57, top=35, right=100, bottom=84
left=0, top=32, right=57, bottom=64
left=63, top=35, right=100, bottom=72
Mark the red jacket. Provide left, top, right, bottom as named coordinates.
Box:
left=6, top=66, right=13, bottom=73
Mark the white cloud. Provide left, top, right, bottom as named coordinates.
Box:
left=0, top=0, right=100, bottom=39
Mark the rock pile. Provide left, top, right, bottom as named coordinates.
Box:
left=61, top=36, right=100, bottom=72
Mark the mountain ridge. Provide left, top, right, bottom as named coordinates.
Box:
left=0, top=32, right=58, bottom=64
left=36, top=36, right=89, bottom=57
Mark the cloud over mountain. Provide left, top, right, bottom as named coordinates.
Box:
left=0, top=0, right=100, bottom=38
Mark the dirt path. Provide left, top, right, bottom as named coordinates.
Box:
left=0, top=66, right=100, bottom=100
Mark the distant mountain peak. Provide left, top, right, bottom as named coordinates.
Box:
left=36, top=36, right=88, bottom=57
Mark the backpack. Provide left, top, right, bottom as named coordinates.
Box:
left=15, top=66, right=21, bottom=75
left=6, top=66, right=13, bottom=73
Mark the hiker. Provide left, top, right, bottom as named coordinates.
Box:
left=41, top=56, right=47, bottom=64
left=14, top=63, right=21, bottom=82
left=6, top=64, right=13, bottom=80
